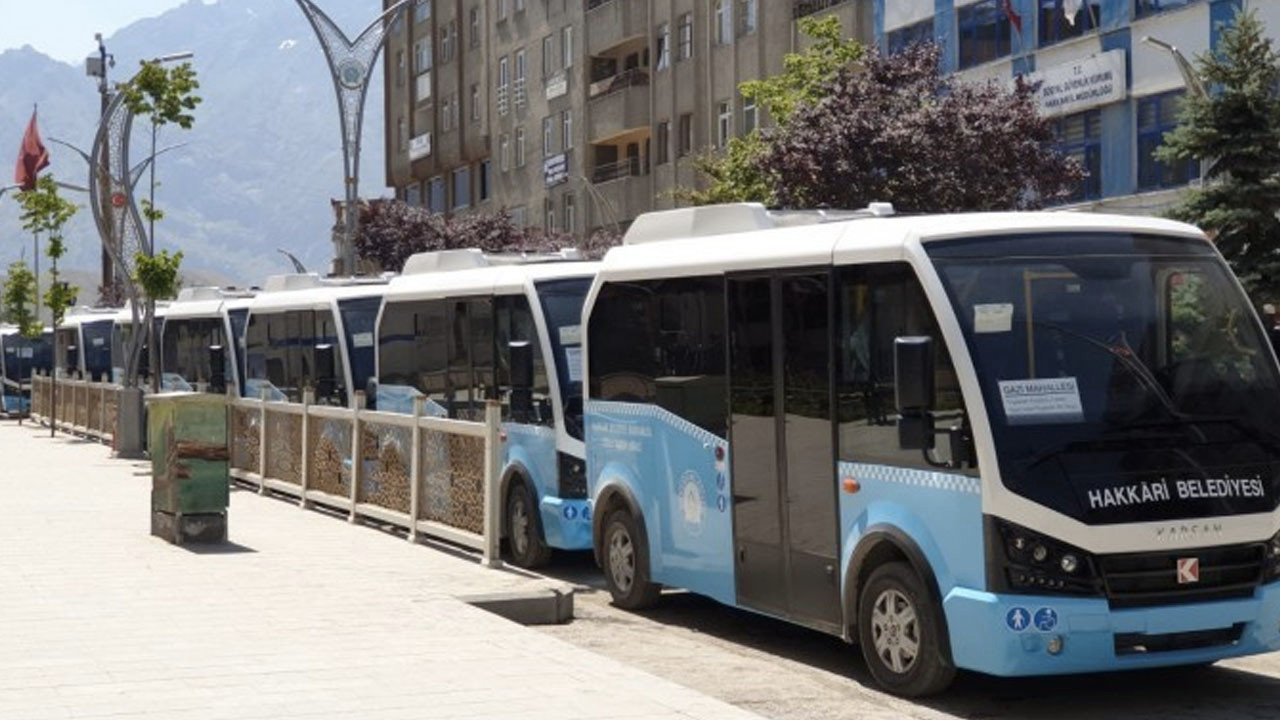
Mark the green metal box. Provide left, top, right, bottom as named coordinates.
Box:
left=148, top=392, right=230, bottom=543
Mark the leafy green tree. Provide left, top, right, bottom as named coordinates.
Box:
left=18, top=175, right=78, bottom=328
left=2, top=260, right=40, bottom=338
left=133, top=250, right=184, bottom=302
left=120, top=60, right=201, bottom=390
left=1156, top=9, right=1280, bottom=302
left=681, top=16, right=862, bottom=205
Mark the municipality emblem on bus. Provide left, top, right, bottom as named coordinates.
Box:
left=1176, top=557, right=1200, bottom=584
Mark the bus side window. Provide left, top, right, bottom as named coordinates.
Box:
left=837, top=263, right=974, bottom=475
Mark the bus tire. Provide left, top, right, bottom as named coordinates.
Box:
left=857, top=561, right=955, bottom=697
left=601, top=508, right=661, bottom=610
left=506, top=480, right=551, bottom=568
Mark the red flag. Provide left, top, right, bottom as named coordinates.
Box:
left=1002, top=0, right=1023, bottom=34
left=14, top=108, right=50, bottom=191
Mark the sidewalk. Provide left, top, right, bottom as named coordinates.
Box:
left=0, top=421, right=765, bottom=720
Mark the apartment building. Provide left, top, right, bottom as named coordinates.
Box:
left=383, top=0, right=874, bottom=239
left=874, top=0, right=1280, bottom=214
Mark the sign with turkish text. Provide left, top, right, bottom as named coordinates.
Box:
left=1027, top=49, right=1127, bottom=117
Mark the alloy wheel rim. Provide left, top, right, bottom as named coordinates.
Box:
left=870, top=588, right=920, bottom=675
left=608, top=528, right=635, bottom=593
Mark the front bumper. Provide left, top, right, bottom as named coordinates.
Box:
left=944, top=581, right=1280, bottom=676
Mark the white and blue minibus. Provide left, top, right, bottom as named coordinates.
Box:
left=1, top=326, right=52, bottom=415
left=159, top=287, right=254, bottom=394
left=582, top=204, right=1280, bottom=696
left=57, top=307, right=120, bottom=382
left=374, top=249, right=599, bottom=567
left=242, top=274, right=387, bottom=407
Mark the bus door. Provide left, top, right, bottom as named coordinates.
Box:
left=727, top=271, right=840, bottom=630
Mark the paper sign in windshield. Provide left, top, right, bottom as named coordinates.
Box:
left=352, top=332, right=374, bottom=348
left=999, top=377, right=1084, bottom=425
left=564, top=346, right=583, bottom=383
left=974, top=303, right=1014, bottom=334
left=560, top=324, right=583, bottom=346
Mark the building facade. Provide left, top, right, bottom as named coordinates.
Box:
left=382, top=0, right=874, bottom=238
left=876, top=0, right=1280, bottom=214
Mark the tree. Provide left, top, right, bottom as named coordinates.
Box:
left=2, top=260, right=40, bottom=338
left=353, top=200, right=619, bottom=271
left=120, top=60, right=201, bottom=390
left=17, top=175, right=78, bottom=329
left=133, top=250, right=184, bottom=302
left=758, top=43, right=1081, bottom=212
left=1156, top=9, right=1280, bottom=302
left=682, top=16, right=862, bottom=205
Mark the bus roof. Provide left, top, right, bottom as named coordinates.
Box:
left=248, top=280, right=388, bottom=314
left=383, top=260, right=600, bottom=303
left=597, top=210, right=1206, bottom=282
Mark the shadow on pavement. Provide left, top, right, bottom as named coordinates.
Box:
left=541, top=553, right=1280, bottom=719
left=176, top=540, right=257, bottom=555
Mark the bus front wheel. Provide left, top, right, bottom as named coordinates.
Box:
left=506, top=480, right=551, bottom=568
left=857, top=561, right=955, bottom=697
left=601, top=509, right=661, bottom=609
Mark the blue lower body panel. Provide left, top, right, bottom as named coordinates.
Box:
left=945, top=582, right=1280, bottom=676
left=540, top=497, right=593, bottom=551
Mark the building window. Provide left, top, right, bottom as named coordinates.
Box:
left=453, top=167, right=471, bottom=209
left=396, top=50, right=406, bottom=87
left=543, top=115, right=555, bottom=156
left=470, top=6, right=481, bottom=48
left=479, top=160, right=491, bottom=201
left=957, top=0, right=1012, bottom=69
left=717, top=100, right=732, bottom=147
left=515, top=0, right=525, bottom=13
left=656, top=23, right=670, bottom=70
left=1138, top=91, right=1198, bottom=190
left=440, top=20, right=456, bottom=63
left=742, top=97, right=757, bottom=135
left=1135, top=0, right=1196, bottom=19
left=563, top=193, right=575, bottom=233
left=497, top=55, right=510, bottom=115
left=497, top=0, right=507, bottom=20
left=428, top=176, right=446, bottom=214
left=405, top=183, right=421, bottom=206
left=415, top=40, right=432, bottom=73
left=500, top=134, right=511, bottom=172
left=471, top=83, right=481, bottom=122
left=739, top=0, right=757, bottom=35
left=1051, top=110, right=1102, bottom=202
left=514, top=48, right=527, bottom=108
left=678, top=113, right=693, bottom=157
left=1039, top=0, right=1099, bottom=47
left=397, top=117, right=407, bottom=151
left=562, top=26, right=574, bottom=68
left=508, top=206, right=527, bottom=227
left=656, top=120, right=670, bottom=165
left=562, top=111, right=573, bottom=150
left=414, top=0, right=431, bottom=24
left=715, top=1, right=733, bottom=45
left=515, top=127, right=527, bottom=167
left=887, top=19, right=933, bottom=55
left=441, top=96, right=453, bottom=131
left=545, top=199, right=556, bottom=232
left=542, top=35, right=555, bottom=77
left=678, top=13, right=693, bottom=60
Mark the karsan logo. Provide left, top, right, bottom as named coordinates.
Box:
left=1154, top=522, right=1224, bottom=541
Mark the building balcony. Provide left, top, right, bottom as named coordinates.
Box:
left=586, top=0, right=649, bottom=56
left=587, top=70, right=650, bottom=142
left=588, top=160, right=652, bottom=227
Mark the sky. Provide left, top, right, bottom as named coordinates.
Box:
left=0, top=0, right=194, bottom=65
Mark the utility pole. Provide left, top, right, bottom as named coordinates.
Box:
left=86, top=33, right=117, bottom=304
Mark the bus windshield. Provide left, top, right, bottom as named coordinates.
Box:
left=536, top=277, right=591, bottom=440
left=930, top=233, right=1280, bottom=525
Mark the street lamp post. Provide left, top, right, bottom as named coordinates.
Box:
left=86, top=33, right=117, bottom=304
left=1141, top=36, right=1213, bottom=185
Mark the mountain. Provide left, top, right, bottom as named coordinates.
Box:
left=0, top=0, right=389, bottom=290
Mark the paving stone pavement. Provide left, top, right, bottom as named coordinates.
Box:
left=0, top=421, right=767, bottom=720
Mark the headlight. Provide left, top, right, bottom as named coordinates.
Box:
left=1266, top=530, right=1280, bottom=583
left=987, top=517, right=1102, bottom=596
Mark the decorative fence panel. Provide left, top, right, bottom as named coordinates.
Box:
left=28, top=373, right=119, bottom=445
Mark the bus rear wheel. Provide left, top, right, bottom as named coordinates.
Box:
left=601, top=508, right=661, bottom=609
left=506, top=480, right=551, bottom=568
left=857, top=561, right=955, bottom=697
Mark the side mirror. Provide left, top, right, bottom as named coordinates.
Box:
left=208, top=345, right=227, bottom=395
left=894, top=336, right=935, bottom=451
left=65, top=345, right=79, bottom=374
left=315, top=343, right=337, bottom=399
left=509, top=340, right=534, bottom=421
